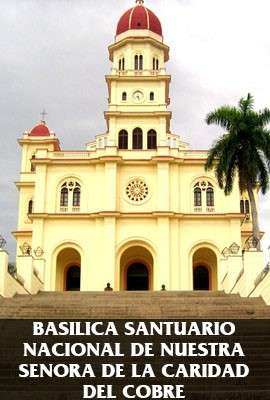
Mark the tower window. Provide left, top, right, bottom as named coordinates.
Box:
left=206, top=187, right=214, bottom=207
left=139, top=55, right=143, bottom=70
left=245, top=200, right=250, bottom=214
left=119, top=57, right=125, bottom=71
left=240, top=200, right=245, bottom=214
left=150, top=92, right=154, bottom=101
left=28, top=200, right=33, bottom=214
left=118, top=130, right=128, bottom=149
left=153, top=57, right=159, bottom=71
left=135, top=55, right=139, bottom=70
left=133, top=128, right=143, bottom=149
left=122, top=92, right=127, bottom=101
left=240, top=199, right=250, bottom=214
left=147, top=129, right=157, bottom=149
left=30, top=155, right=36, bottom=172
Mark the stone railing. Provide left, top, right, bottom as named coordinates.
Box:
left=111, top=68, right=167, bottom=77
left=52, top=152, right=92, bottom=159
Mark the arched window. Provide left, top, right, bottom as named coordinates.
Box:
left=30, top=155, right=36, bottom=172
left=206, top=187, right=214, bottom=207
left=240, top=199, right=245, bottom=214
left=73, top=187, right=81, bottom=207
left=245, top=200, right=250, bottom=214
left=147, top=129, right=157, bottom=149
left=150, top=92, right=154, bottom=101
left=139, top=55, right=143, bottom=70
left=194, top=187, right=202, bottom=207
left=118, top=130, right=128, bottom=149
left=122, top=92, right=127, bottom=101
left=28, top=200, right=33, bottom=214
left=119, top=57, right=125, bottom=71
left=60, top=185, right=68, bottom=207
left=60, top=181, right=81, bottom=211
left=133, top=128, right=143, bottom=149
left=153, top=57, right=159, bottom=70
left=194, top=181, right=215, bottom=211
left=134, top=55, right=139, bottom=70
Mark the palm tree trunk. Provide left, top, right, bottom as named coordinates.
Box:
left=246, top=184, right=261, bottom=250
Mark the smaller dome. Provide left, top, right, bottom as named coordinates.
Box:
left=29, top=121, right=50, bottom=137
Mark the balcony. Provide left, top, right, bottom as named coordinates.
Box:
left=194, top=207, right=215, bottom=213
left=112, top=68, right=167, bottom=77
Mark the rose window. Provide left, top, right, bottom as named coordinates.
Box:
left=126, top=178, right=149, bottom=202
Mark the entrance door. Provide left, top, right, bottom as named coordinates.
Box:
left=66, top=265, right=81, bottom=291
left=127, top=263, right=149, bottom=291
left=193, top=265, right=210, bottom=290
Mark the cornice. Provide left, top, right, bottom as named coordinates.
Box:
left=108, top=37, right=170, bottom=62
left=28, top=212, right=243, bottom=221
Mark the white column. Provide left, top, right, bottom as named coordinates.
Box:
left=170, top=219, right=180, bottom=290
left=105, top=162, right=117, bottom=211
left=157, top=162, right=169, bottom=210
left=34, top=163, right=47, bottom=213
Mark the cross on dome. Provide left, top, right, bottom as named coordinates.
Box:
left=40, top=109, right=47, bottom=123
left=136, top=0, right=144, bottom=4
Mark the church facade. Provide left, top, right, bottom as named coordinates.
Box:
left=2, top=0, right=266, bottom=296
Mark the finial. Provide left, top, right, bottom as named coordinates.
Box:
left=40, top=109, right=47, bottom=123
left=136, top=0, right=144, bottom=4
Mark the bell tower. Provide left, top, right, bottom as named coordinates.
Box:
left=105, top=0, right=171, bottom=150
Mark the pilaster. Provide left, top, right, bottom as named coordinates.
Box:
left=156, top=217, right=170, bottom=290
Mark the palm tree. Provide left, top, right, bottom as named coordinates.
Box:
left=205, top=93, right=270, bottom=250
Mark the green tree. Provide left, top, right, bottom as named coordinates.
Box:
left=205, top=94, right=270, bottom=250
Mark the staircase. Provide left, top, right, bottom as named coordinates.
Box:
left=0, top=290, right=269, bottom=319
left=0, top=291, right=270, bottom=399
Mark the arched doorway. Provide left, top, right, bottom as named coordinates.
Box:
left=120, top=245, right=153, bottom=290
left=193, top=265, right=210, bottom=290
left=66, top=265, right=81, bottom=291
left=56, top=247, right=81, bottom=291
left=192, top=247, right=217, bottom=290
left=127, top=263, right=149, bottom=291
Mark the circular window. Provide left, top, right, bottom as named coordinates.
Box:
left=126, top=178, right=149, bottom=203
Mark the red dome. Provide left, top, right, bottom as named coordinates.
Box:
left=116, top=2, right=162, bottom=37
left=29, top=122, right=50, bottom=137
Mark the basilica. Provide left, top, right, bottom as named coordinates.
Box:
left=0, top=0, right=267, bottom=298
